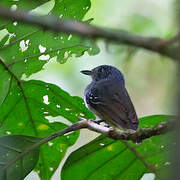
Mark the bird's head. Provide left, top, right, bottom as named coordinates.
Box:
left=81, top=65, right=125, bottom=85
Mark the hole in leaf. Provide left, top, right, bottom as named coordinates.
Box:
left=39, top=55, right=50, bottom=61
left=11, top=4, right=17, bottom=11
left=99, top=143, right=104, bottom=146
left=48, top=142, right=53, bottom=146
left=56, top=104, right=60, bottom=108
left=19, top=40, right=30, bottom=52
left=39, top=44, right=46, bottom=53
left=43, top=95, right=50, bottom=105
left=164, top=162, right=171, bottom=166
left=13, top=21, right=18, bottom=26
left=49, top=167, right=54, bottom=171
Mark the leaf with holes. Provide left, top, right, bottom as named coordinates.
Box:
left=0, top=0, right=99, bottom=78
left=0, top=1, right=98, bottom=177
left=61, top=115, right=173, bottom=180
left=0, top=135, right=40, bottom=180
left=0, top=79, right=95, bottom=179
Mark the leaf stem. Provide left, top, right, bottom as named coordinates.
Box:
left=0, top=58, right=38, bottom=136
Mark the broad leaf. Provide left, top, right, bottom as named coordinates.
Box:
left=0, top=0, right=99, bottom=78
left=61, top=115, right=174, bottom=180
left=0, top=135, right=40, bottom=180
left=0, top=79, right=95, bottom=179
left=0, top=0, right=98, bottom=178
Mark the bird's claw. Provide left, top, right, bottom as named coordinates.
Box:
left=104, top=124, right=110, bottom=128
left=93, top=120, right=104, bottom=124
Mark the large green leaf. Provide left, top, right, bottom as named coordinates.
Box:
left=0, top=78, right=95, bottom=179
left=61, top=115, right=173, bottom=180
left=0, top=0, right=98, bottom=178
left=0, top=135, right=40, bottom=180
left=0, top=0, right=99, bottom=78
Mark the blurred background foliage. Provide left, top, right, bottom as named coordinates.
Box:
left=27, top=0, right=176, bottom=117
left=0, top=0, right=176, bottom=179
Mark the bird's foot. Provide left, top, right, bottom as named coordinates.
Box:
left=104, top=124, right=110, bottom=128
left=93, top=120, right=104, bottom=124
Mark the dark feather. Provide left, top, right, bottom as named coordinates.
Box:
left=84, top=79, right=138, bottom=130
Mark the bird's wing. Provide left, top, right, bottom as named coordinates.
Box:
left=85, top=80, right=138, bottom=130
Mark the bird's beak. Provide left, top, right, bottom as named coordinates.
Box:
left=80, top=70, right=92, bottom=76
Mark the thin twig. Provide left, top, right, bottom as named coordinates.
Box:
left=0, top=7, right=179, bottom=60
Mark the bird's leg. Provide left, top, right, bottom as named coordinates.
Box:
left=104, top=124, right=110, bottom=128
left=92, top=119, right=110, bottom=127
left=92, top=119, right=104, bottom=124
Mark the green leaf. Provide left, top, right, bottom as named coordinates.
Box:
left=0, top=34, right=9, bottom=48
left=61, top=115, right=173, bottom=180
left=0, top=64, right=12, bottom=106
left=0, top=79, right=95, bottom=179
left=0, top=135, right=40, bottom=180
left=0, top=0, right=98, bottom=178
left=139, top=114, right=174, bottom=128
left=0, top=0, right=99, bottom=78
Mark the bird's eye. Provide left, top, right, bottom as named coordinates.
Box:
left=99, top=68, right=104, bottom=73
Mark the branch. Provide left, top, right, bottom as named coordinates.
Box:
left=29, top=118, right=176, bottom=147
left=2, top=118, right=175, bottom=170
left=0, top=7, right=179, bottom=60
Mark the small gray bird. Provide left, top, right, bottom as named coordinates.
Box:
left=81, top=65, right=138, bottom=131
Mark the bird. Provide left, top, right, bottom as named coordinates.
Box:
left=81, top=65, right=139, bottom=131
